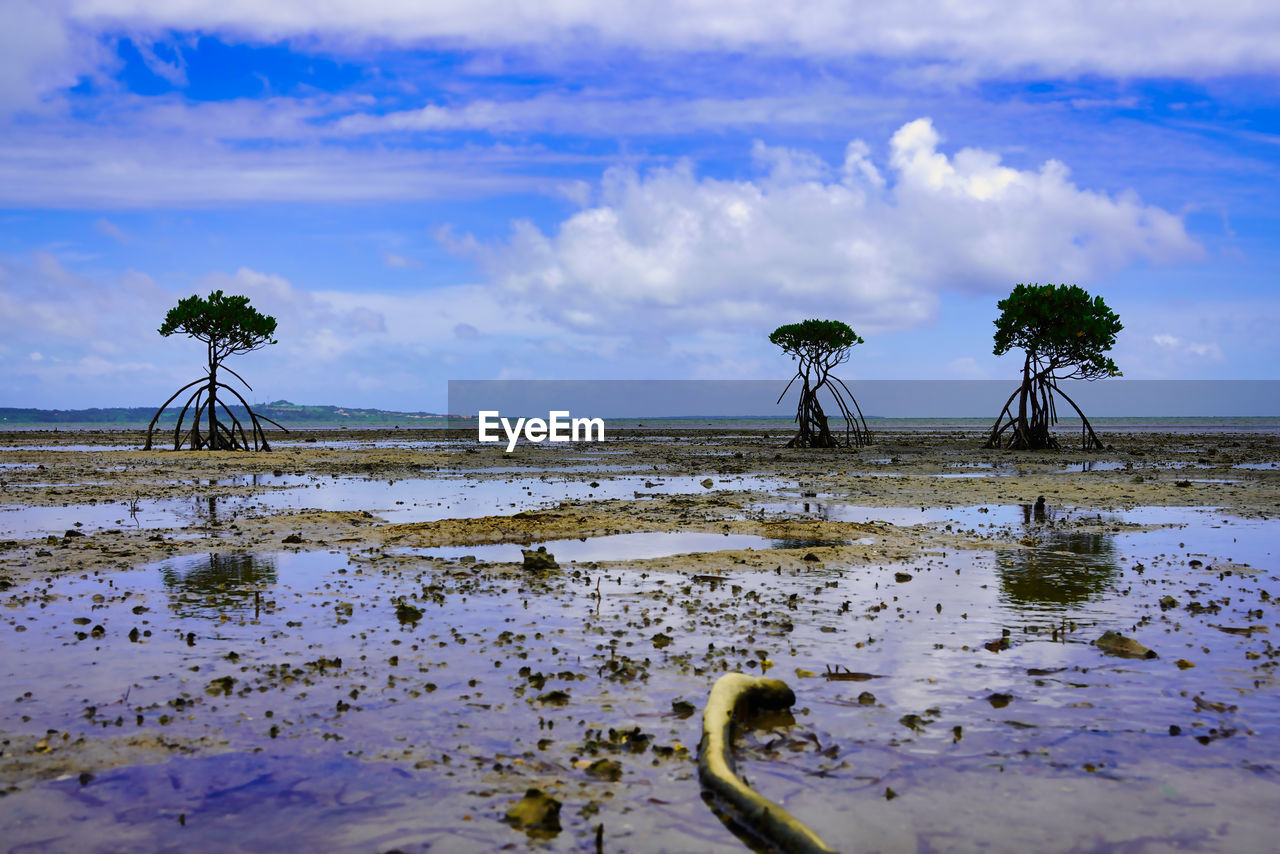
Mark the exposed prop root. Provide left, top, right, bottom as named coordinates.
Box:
left=777, top=370, right=870, bottom=449
left=698, top=673, right=837, bottom=854
left=144, top=377, right=285, bottom=451
left=984, top=376, right=1103, bottom=451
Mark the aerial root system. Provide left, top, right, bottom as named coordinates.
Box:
left=698, top=673, right=837, bottom=854
left=144, top=374, right=285, bottom=451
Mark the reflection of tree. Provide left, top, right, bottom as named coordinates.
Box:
left=996, top=505, right=1120, bottom=609
left=176, top=477, right=259, bottom=531
left=160, top=553, right=277, bottom=619
left=770, top=537, right=846, bottom=550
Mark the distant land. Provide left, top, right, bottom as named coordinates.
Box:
left=0, top=400, right=445, bottom=427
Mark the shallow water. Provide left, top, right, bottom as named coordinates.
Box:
left=401, top=531, right=861, bottom=563
left=0, top=472, right=786, bottom=539
left=2, top=507, right=1278, bottom=851
left=0, top=444, right=140, bottom=452
left=749, top=500, right=1231, bottom=530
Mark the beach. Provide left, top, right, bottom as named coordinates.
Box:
left=1, top=426, right=1278, bottom=851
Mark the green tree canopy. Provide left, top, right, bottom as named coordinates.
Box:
left=769, top=319, right=863, bottom=364
left=159, top=290, right=278, bottom=361
left=992, top=283, right=1122, bottom=380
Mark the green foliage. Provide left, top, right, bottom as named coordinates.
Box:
left=992, top=284, right=1122, bottom=380
left=769, top=319, right=863, bottom=363
left=159, top=290, right=278, bottom=360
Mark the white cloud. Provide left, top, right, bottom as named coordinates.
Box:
left=93, top=216, right=130, bottom=242
left=0, top=252, right=168, bottom=342
left=1105, top=297, right=1280, bottom=378
left=469, top=119, right=1201, bottom=342
left=382, top=252, right=417, bottom=269
left=197, top=267, right=391, bottom=361
left=2, top=2, right=1275, bottom=130
left=0, top=130, right=566, bottom=206
left=945, top=356, right=987, bottom=379
left=0, top=1, right=102, bottom=115
left=61, top=2, right=1280, bottom=79
left=332, top=92, right=890, bottom=138
left=1151, top=332, right=1224, bottom=361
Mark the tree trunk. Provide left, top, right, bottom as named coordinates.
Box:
left=1014, top=352, right=1031, bottom=448
left=207, top=341, right=219, bottom=450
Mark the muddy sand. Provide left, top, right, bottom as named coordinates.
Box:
left=1, top=426, right=1278, bottom=852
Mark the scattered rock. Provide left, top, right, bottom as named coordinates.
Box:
left=394, top=600, right=424, bottom=624
left=504, top=788, right=562, bottom=837
left=206, top=676, right=235, bottom=695
left=1095, top=630, right=1157, bottom=659
left=521, top=546, right=559, bottom=572
left=537, top=690, right=571, bottom=706
left=585, top=758, right=623, bottom=781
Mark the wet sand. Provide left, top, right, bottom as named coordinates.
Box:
left=1, top=426, right=1278, bottom=852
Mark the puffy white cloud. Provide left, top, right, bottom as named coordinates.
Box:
left=470, top=119, right=1201, bottom=341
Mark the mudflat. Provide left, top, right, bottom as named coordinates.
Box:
left=1, top=427, right=1277, bottom=852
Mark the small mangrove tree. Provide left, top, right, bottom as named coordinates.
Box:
left=771, top=318, right=870, bottom=448
left=984, top=283, right=1121, bottom=451
left=145, top=290, right=285, bottom=451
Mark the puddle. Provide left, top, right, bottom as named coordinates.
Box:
left=0, top=474, right=786, bottom=538
left=0, top=445, right=139, bottom=452
left=1, top=508, right=1278, bottom=851
left=404, top=531, right=859, bottom=563
left=1055, top=461, right=1131, bottom=473
left=1, top=751, right=483, bottom=853
left=270, top=438, right=455, bottom=450
left=0, top=498, right=210, bottom=538
left=751, top=500, right=1242, bottom=534
left=238, top=473, right=782, bottom=520
left=448, top=464, right=639, bottom=474
left=1233, top=462, right=1280, bottom=470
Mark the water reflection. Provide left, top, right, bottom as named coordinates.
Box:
left=159, top=552, right=277, bottom=619
left=996, top=504, right=1121, bottom=610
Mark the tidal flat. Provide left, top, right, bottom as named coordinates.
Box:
left=1, top=426, right=1278, bottom=852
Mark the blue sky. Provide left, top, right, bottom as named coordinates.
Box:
left=1, top=2, right=1278, bottom=411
